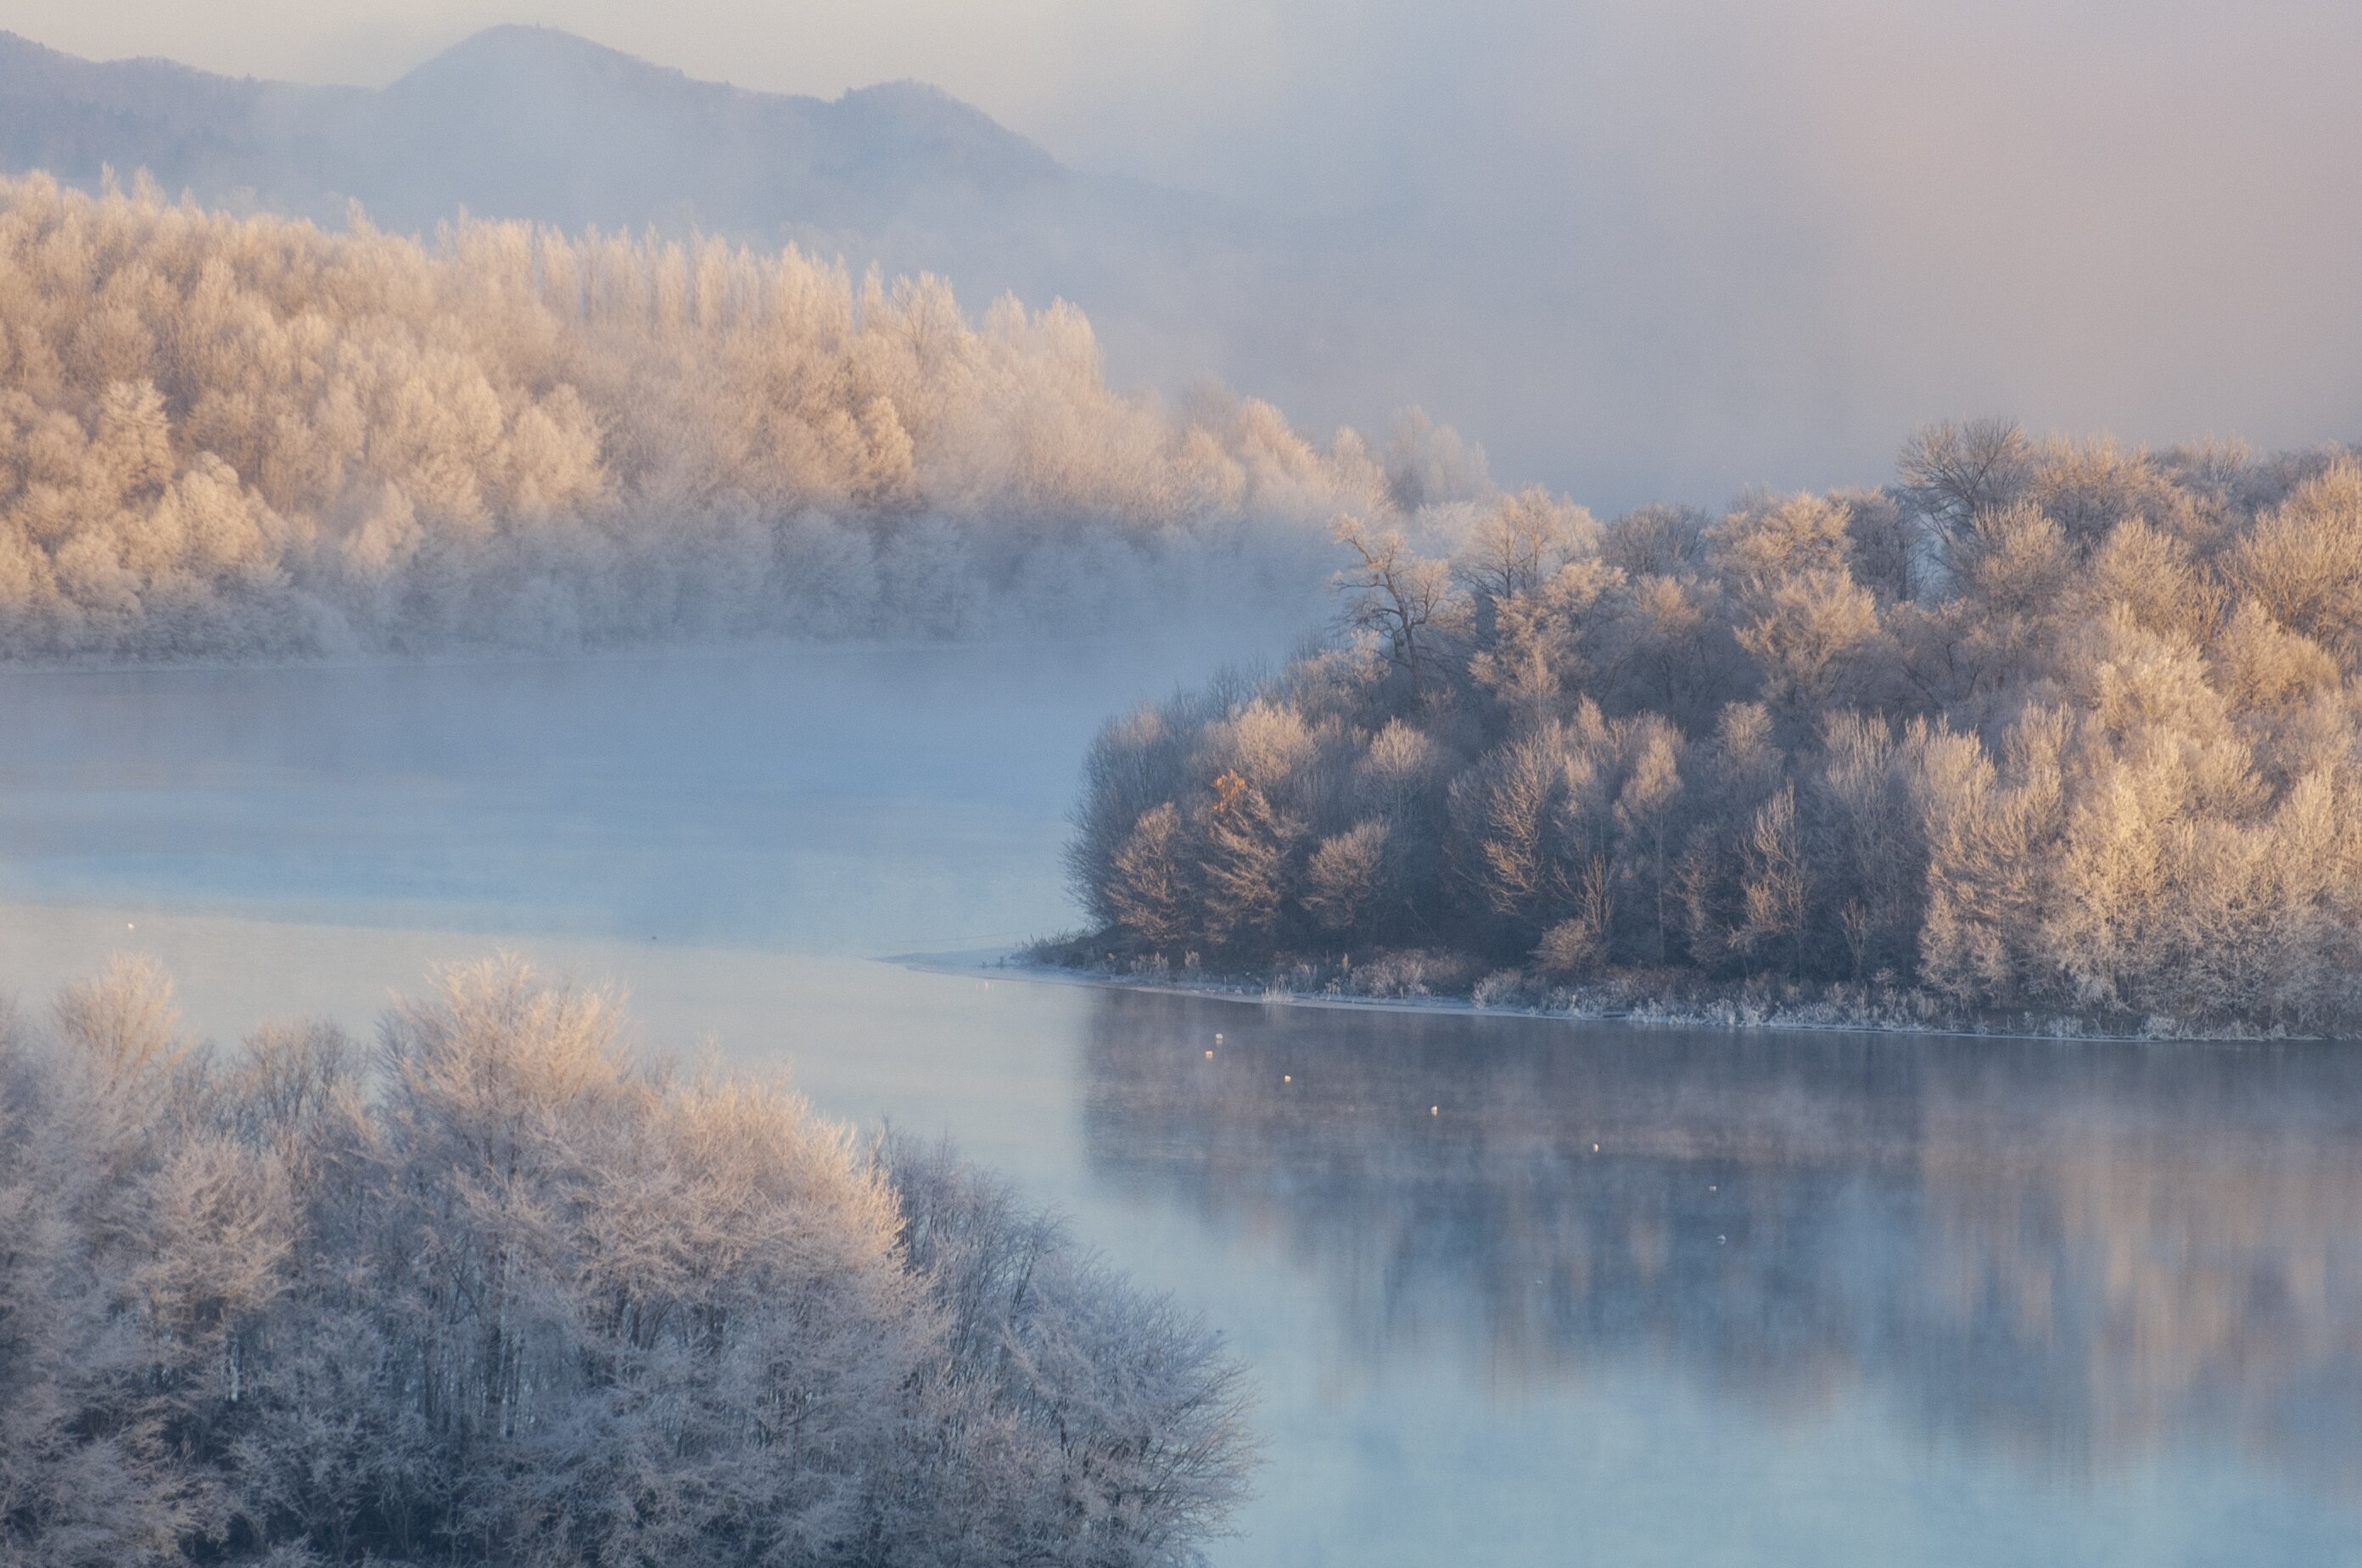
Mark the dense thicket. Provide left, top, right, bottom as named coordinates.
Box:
left=0, top=955, right=1255, bottom=1565
left=1067, top=423, right=2362, bottom=1033
left=0, top=173, right=1487, bottom=659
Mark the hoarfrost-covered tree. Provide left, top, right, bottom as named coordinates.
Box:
left=0, top=174, right=1484, bottom=659
left=0, top=956, right=1261, bottom=1565
left=1065, top=423, right=2362, bottom=1033
left=1331, top=515, right=1459, bottom=689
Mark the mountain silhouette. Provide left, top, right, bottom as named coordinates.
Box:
left=0, top=25, right=1070, bottom=234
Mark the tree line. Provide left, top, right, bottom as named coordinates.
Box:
left=0, top=955, right=1256, bottom=1565
left=1065, top=422, right=2362, bottom=1033
left=0, top=172, right=1487, bottom=659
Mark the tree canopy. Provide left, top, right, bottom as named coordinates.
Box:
left=0, top=175, right=1487, bottom=659
left=1066, top=429, right=2362, bottom=1034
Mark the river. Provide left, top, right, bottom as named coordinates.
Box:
left=3, top=644, right=2358, bottom=1566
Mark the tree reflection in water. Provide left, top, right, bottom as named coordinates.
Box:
left=1081, top=989, right=2362, bottom=1497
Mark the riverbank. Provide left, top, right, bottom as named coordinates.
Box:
left=960, top=939, right=2339, bottom=1044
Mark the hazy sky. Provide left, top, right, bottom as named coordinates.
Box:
left=8, top=0, right=2360, bottom=506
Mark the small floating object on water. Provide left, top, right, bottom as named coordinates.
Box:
left=1283, top=1074, right=1292, bottom=1084
left=1205, top=1049, right=1215, bottom=1058
left=1709, top=1184, right=1717, bottom=1192
left=1718, top=1235, right=1727, bottom=1244
left=1430, top=1106, right=1440, bottom=1116
left=1592, top=1144, right=1600, bottom=1152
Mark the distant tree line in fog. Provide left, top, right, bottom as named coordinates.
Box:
left=1064, top=422, right=2362, bottom=1033
left=0, top=172, right=1489, bottom=659
left=0, top=955, right=1256, bottom=1565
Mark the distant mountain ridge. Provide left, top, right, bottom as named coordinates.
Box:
left=0, top=25, right=1070, bottom=234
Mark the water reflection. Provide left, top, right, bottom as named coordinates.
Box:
left=1081, top=990, right=2362, bottom=1498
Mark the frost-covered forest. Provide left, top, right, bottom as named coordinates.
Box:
left=0, top=955, right=1256, bottom=1565
left=0, top=174, right=1490, bottom=659
left=1065, top=423, right=2362, bottom=1033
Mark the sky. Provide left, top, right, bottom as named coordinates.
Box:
left=6, top=0, right=2360, bottom=508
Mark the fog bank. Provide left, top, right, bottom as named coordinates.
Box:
left=9, top=3, right=2358, bottom=509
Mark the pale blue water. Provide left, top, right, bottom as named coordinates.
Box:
left=3, top=645, right=2358, bottom=1566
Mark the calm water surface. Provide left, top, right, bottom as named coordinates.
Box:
left=3, top=646, right=2359, bottom=1566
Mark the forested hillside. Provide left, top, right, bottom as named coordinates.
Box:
left=0, top=955, right=1255, bottom=1564
left=1064, top=423, right=2362, bottom=1033
left=0, top=175, right=1475, bottom=658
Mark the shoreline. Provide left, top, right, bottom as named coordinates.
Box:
left=895, top=949, right=2342, bottom=1049
left=0, top=626, right=1280, bottom=679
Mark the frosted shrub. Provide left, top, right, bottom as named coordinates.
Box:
left=1472, top=970, right=1529, bottom=1010
left=0, top=956, right=1259, bottom=1565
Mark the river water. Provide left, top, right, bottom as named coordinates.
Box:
left=3, top=645, right=2359, bottom=1566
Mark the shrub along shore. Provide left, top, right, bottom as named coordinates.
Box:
left=0, top=955, right=1257, bottom=1565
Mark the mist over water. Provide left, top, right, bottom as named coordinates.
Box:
left=0, top=640, right=1234, bottom=948
left=7, top=643, right=2361, bottom=1565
